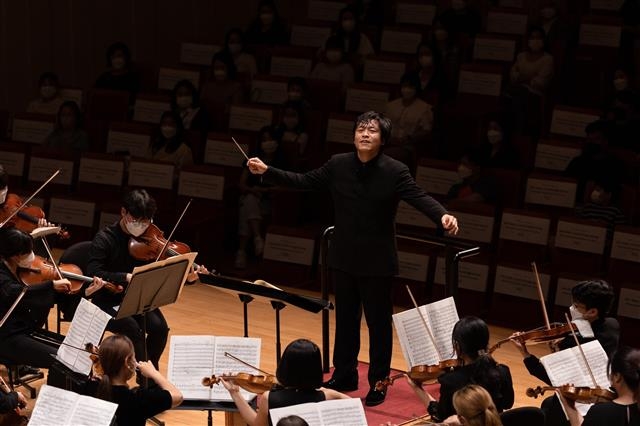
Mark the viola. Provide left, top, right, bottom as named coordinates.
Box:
left=0, top=193, right=70, bottom=239
left=375, top=359, right=460, bottom=392
left=526, top=385, right=616, bottom=404
left=489, top=322, right=578, bottom=353
left=128, top=223, right=191, bottom=262
left=202, top=373, right=279, bottom=394
left=18, top=255, right=123, bottom=294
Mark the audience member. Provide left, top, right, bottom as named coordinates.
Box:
left=286, top=77, right=312, bottom=109
left=565, top=120, right=624, bottom=202
left=575, top=179, right=626, bottom=244
left=223, top=28, right=258, bottom=76
left=276, top=101, right=309, bottom=156
left=171, top=79, right=210, bottom=135
left=26, top=72, right=64, bottom=115
left=429, top=18, right=463, bottom=94
left=148, top=110, right=194, bottom=170
left=311, top=36, right=355, bottom=89
left=409, top=42, right=448, bottom=105
left=327, top=6, right=375, bottom=64
left=235, top=126, right=286, bottom=269
left=45, top=100, right=90, bottom=153
left=478, top=118, right=519, bottom=169
left=95, top=42, right=140, bottom=100
left=201, top=51, right=245, bottom=118
left=535, top=0, right=569, bottom=49
left=448, top=152, right=498, bottom=204
left=245, top=0, right=289, bottom=46
left=509, top=26, right=554, bottom=97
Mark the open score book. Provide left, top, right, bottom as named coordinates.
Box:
left=167, top=335, right=261, bottom=401
left=28, top=384, right=117, bottom=426
left=392, top=296, right=459, bottom=368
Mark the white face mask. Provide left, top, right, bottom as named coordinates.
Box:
left=400, top=87, right=416, bottom=100
left=214, top=69, right=227, bottom=80
left=283, top=117, right=298, bottom=129
left=569, top=304, right=584, bottom=320
left=590, top=189, right=603, bottom=204
left=326, top=50, right=342, bottom=63
left=0, top=188, right=8, bottom=204
left=40, top=85, right=57, bottom=99
left=160, top=126, right=177, bottom=139
left=228, top=43, right=243, bottom=55
left=17, top=252, right=35, bottom=268
left=613, top=78, right=628, bottom=91
left=126, top=221, right=149, bottom=237
left=261, top=140, right=278, bottom=154
left=111, top=56, right=126, bottom=70
left=541, top=7, right=556, bottom=20
left=487, top=130, right=502, bottom=144
left=176, top=95, right=192, bottom=109
left=457, top=164, right=473, bottom=180
left=288, top=91, right=302, bottom=101
left=342, top=19, right=356, bottom=32
left=528, top=39, right=544, bottom=52
left=260, top=13, right=274, bottom=25
left=419, top=55, right=433, bottom=68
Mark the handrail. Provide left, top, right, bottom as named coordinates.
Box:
left=319, top=226, right=480, bottom=372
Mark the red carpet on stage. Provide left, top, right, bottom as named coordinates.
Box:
left=324, top=362, right=440, bottom=425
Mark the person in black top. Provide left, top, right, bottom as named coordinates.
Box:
left=86, top=189, right=168, bottom=369
left=245, top=0, right=289, bottom=46
left=559, top=346, right=640, bottom=426
left=0, top=227, right=100, bottom=368
left=410, top=316, right=514, bottom=422
left=93, top=334, right=182, bottom=426
left=247, top=111, right=459, bottom=406
left=95, top=42, right=140, bottom=102
left=221, top=339, right=348, bottom=426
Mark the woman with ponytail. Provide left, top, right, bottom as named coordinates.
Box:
left=410, top=316, right=514, bottom=422
left=452, top=385, right=503, bottom=426
left=94, top=335, right=182, bottom=426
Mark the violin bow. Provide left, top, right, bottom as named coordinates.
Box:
left=224, top=351, right=271, bottom=376
left=564, top=313, right=599, bottom=388
left=0, top=169, right=61, bottom=228
left=406, top=285, right=444, bottom=362
left=154, top=198, right=192, bottom=263
left=396, top=413, right=433, bottom=426
left=532, top=262, right=551, bottom=330
left=0, top=287, right=27, bottom=328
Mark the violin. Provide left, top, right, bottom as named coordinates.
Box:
left=0, top=193, right=70, bottom=239
left=526, top=385, right=616, bottom=404
left=18, top=255, right=123, bottom=294
left=489, top=322, right=578, bottom=353
left=85, top=343, right=104, bottom=377
left=202, top=373, right=279, bottom=394
left=375, top=360, right=460, bottom=392
left=128, top=223, right=191, bottom=262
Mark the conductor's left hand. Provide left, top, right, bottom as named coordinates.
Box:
left=441, top=214, right=459, bottom=235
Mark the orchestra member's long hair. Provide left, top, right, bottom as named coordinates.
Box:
left=96, top=335, right=136, bottom=402
left=453, top=385, right=503, bottom=426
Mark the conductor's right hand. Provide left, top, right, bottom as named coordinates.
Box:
left=247, top=157, right=268, bottom=175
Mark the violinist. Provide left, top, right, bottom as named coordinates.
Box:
left=558, top=347, right=640, bottom=426
left=409, top=317, right=514, bottom=422
left=512, top=279, right=620, bottom=385
left=91, top=334, right=183, bottom=426
left=0, top=165, right=53, bottom=230
left=86, top=189, right=169, bottom=370
left=220, top=339, right=350, bottom=426
left=0, top=227, right=104, bottom=368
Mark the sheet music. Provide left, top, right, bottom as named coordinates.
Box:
left=392, top=297, right=459, bottom=368
left=29, top=385, right=117, bottom=426
left=269, top=398, right=366, bottom=426
left=168, top=335, right=261, bottom=401
left=540, top=340, right=609, bottom=388
left=168, top=335, right=216, bottom=400
left=57, top=298, right=112, bottom=375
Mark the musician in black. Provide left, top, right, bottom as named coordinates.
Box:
left=247, top=111, right=458, bottom=406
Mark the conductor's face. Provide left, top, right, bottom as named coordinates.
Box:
left=354, top=119, right=382, bottom=157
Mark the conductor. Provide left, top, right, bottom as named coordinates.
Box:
left=247, top=111, right=458, bottom=406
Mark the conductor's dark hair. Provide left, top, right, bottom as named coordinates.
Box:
left=353, top=111, right=392, bottom=145
left=106, top=42, right=132, bottom=67
left=276, top=339, right=323, bottom=389
left=0, top=227, right=34, bottom=259
left=0, top=165, right=8, bottom=189
left=122, top=189, right=157, bottom=220
left=609, top=347, right=640, bottom=391
left=572, top=279, right=615, bottom=318
left=276, top=415, right=310, bottom=426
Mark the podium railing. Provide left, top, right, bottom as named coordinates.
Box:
left=319, top=226, right=480, bottom=372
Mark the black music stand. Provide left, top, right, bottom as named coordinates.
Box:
left=199, top=274, right=333, bottom=363
left=115, top=253, right=196, bottom=426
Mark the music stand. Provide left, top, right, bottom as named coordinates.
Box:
left=115, top=252, right=196, bottom=426
left=199, top=274, right=333, bottom=363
